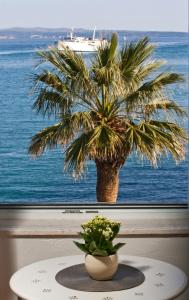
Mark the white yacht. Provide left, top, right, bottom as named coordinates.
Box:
left=57, top=28, right=108, bottom=52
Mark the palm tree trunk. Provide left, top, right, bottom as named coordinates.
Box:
left=95, top=160, right=120, bottom=203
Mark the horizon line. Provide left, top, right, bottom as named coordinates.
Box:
left=0, top=26, right=188, bottom=33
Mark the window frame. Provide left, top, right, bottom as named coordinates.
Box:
left=0, top=203, right=187, bottom=210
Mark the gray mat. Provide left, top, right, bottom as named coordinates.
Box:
left=55, top=263, right=145, bottom=292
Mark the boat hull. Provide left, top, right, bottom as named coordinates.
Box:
left=57, top=40, right=106, bottom=52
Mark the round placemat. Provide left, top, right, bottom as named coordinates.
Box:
left=55, top=263, right=145, bottom=292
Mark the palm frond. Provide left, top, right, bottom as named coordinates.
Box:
left=87, top=125, right=125, bottom=162
left=37, top=48, right=97, bottom=109
left=94, top=33, right=118, bottom=68
left=123, top=119, right=187, bottom=166
left=92, top=33, right=120, bottom=89
left=124, top=124, right=157, bottom=164
left=64, top=124, right=125, bottom=176
left=28, top=123, right=72, bottom=156
left=140, top=121, right=187, bottom=162
left=67, top=111, right=94, bottom=131
left=123, top=72, right=184, bottom=112
left=149, top=120, right=188, bottom=140
left=33, top=88, right=72, bottom=117
left=64, top=132, right=92, bottom=176
left=108, top=33, right=118, bottom=63
left=154, top=72, right=184, bottom=85
left=144, top=99, right=187, bottom=118
left=120, top=37, right=155, bottom=77
left=32, top=71, right=64, bottom=93
left=29, top=113, right=91, bottom=156
left=36, top=49, right=69, bottom=74
left=136, top=60, right=165, bottom=81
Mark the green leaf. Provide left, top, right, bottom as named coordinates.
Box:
left=104, top=240, right=113, bottom=250
left=113, top=243, right=126, bottom=252
left=92, top=248, right=108, bottom=256
left=89, top=240, right=97, bottom=253
left=79, top=232, right=92, bottom=242
left=108, top=33, right=118, bottom=63
left=73, top=241, right=89, bottom=254
left=28, top=122, right=71, bottom=156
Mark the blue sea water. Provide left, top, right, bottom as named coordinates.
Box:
left=0, top=31, right=188, bottom=204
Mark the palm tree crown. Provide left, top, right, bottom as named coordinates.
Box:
left=29, top=33, right=187, bottom=202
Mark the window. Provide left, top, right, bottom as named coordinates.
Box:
left=0, top=4, right=188, bottom=208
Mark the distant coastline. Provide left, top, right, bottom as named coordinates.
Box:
left=0, top=27, right=188, bottom=33
left=0, top=28, right=187, bottom=41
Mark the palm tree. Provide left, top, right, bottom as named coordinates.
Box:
left=29, top=34, right=187, bottom=203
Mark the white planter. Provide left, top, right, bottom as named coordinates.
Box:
left=85, top=254, right=118, bottom=280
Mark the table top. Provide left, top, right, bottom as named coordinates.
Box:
left=10, top=255, right=188, bottom=300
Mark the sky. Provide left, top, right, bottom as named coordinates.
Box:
left=0, top=0, right=188, bottom=32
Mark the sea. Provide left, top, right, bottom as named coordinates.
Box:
left=0, top=30, right=188, bottom=204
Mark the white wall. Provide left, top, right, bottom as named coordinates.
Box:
left=0, top=237, right=189, bottom=300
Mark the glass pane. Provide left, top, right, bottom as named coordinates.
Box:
left=0, top=30, right=188, bottom=205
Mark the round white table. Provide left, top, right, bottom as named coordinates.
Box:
left=10, top=255, right=188, bottom=300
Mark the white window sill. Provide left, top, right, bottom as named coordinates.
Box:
left=0, top=208, right=188, bottom=238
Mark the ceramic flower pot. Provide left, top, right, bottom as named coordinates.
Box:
left=85, top=253, right=118, bottom=280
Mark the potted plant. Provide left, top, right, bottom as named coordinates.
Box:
left=74, top=215, right=125, bottom=280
